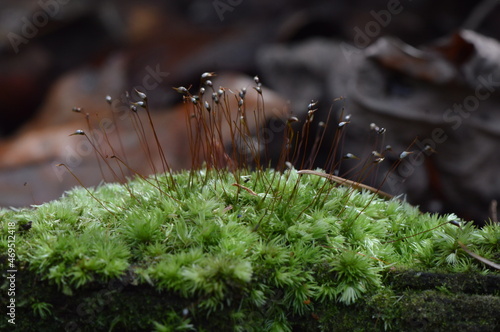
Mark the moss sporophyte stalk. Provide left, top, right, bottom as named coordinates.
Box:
left=1, top=73, right=499, bottom=331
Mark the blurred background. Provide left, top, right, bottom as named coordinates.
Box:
left=1, top=0, right=500, bottom=224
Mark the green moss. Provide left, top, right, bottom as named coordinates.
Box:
left=1, top=169, right=499, bottom=331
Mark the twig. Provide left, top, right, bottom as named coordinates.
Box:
left=232, top=183, right=258, bottom=196
left=458, top=241, right=500, bottom=270
left=297, top=169, right=393, bottom=200
left=490, top=199, right=498, bottom=223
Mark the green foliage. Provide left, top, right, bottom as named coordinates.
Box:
left=1, top=169, right=499, bottom=331
left=31, top=301, right=53, bottom=319
left=153, top=311, right=195, bottom=332
left=330, top=250, right=382, bottom=305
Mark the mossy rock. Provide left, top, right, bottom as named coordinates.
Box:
left=1, top=169, right=499, bottom=331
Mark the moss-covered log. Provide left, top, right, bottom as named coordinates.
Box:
left=1, top=169, right=499, bottom=331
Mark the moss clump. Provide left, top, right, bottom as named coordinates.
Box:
left=1, top=169, right=499, bottom=331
